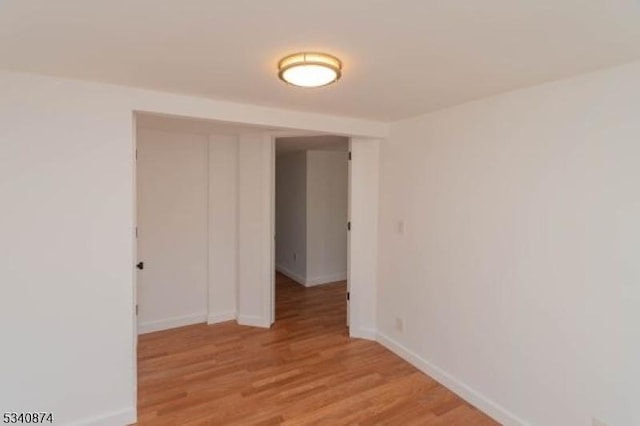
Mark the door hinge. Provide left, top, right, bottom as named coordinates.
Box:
left=136, top=304, right=139, bottom=316
left=135, top=227, right=138, bottom=238
left=347, top=221, right=351, bottom=231
left=347, top=292, right=350, bottom=301
left=136, top=149, right=138, bottom=161
left=348, top=151, right=352, bottom=161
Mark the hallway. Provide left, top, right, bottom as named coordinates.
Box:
left=137, top=273, right=497, bottom=424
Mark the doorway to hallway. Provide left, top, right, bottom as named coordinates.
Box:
left=274, top=136, right=350, bottom=327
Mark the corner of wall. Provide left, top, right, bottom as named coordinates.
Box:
left=137, top=312, right=207, bottom=335
left=375, top=331, right=528, bottom=426
left=275, top=264, right=307, bottom=286
left=305, top=271, right=348, bottom=287
left=237, top=314, right=271, bottom=328
left=207, top=311, right=236, bottom=324
left=349, top=327, right=377, bottom=341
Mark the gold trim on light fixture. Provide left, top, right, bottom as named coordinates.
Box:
left=278, top=52, right=342, bottom=88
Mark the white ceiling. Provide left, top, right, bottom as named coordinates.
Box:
left=1, top=0, right=639, bottom=121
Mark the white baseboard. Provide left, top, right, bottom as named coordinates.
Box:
left=138, top=312, right=207, bottom=334
left=276, top=264, right=306, bottom=285
left=237, top=314, right=271, bottom=328
left=305, top=271, right=347, bottom=287
left=207, top=310, right=236, bottom=324
left=276, top=264, right=347, bottom=287
left=349, top=327, right=377, bottom=340
left=69, top=407, right=136, bottom=426
left=376, top=332, right=527, bottom=426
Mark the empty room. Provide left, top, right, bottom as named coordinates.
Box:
left=1, top=1, right=639, bottom=425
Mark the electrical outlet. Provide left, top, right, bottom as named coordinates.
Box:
left=395, top=317, right=404, bottom=333
left=592, top=418, right=607, bottom=426
left=397, top=220, right=406, bottom=235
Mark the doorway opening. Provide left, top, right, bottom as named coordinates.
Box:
left=273, top=136, right=350, bottom=329
left=132, top=110, right=380, bottom=421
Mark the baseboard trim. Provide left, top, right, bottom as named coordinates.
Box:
left=69, top=407, right=136, bottom=426
left=237, top=314, right=271, bottom=328
left=207, top=311, right=236, bottom=324
left=138, top=312, right=207, bottom=334
left=305, top=272, right=347, bottom=287
left=275, top=264, right=306, bottom=286
left=276, top=265, right=347, bottom=287
left=350, top=327, right=377, bottom=340
left=376, top=332, right=528, bottom=426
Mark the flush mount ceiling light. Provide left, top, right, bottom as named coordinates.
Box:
left=278, top=52, right=342, bottom=88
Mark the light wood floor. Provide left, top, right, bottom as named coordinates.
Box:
left=137, top=273, right=498, bottom=425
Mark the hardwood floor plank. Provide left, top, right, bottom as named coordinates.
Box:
left=137, top=273, right=497, bottom=425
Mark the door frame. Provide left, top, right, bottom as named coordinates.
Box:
left=270, top=136, right=352, bottom=327
left=268, top=135, right=380, bottom=338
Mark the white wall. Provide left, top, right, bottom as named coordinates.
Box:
left=306, top=150, right=348, bottom=285
left=377, top=61, right=640, bottom=426
left=275, top=149, right=348, bottom=287
left=0, top=76, right=136, bottom=426
left=349, top=138, right=380, bottom=339
left=237, top=133, right=274, bottom=328
left=136, top=129, right=209, bottom=333
left=207, top=135, right=238, bottom=324
left=0, top=69, right=384, bottom=426
left=275, top=152, right=307, bottom=282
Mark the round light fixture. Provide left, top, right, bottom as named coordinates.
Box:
left=278, top=52, right=342, bottom=88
